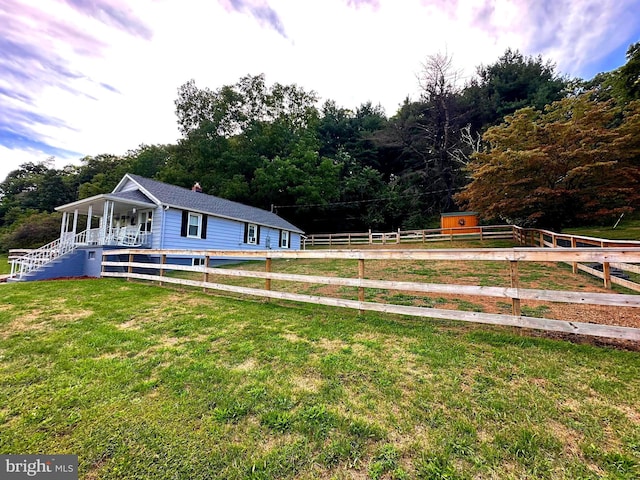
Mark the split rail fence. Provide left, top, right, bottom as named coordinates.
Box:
left=306, top=225, right=640, bottom=293
left=102, top=246, right=640, bottom=341
left=304, top=225, right=513, bottom=246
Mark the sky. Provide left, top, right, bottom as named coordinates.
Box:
left=1, top=0, right=639, bottom=183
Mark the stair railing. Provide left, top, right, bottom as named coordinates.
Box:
left=9, top=230, right=87, bottom=279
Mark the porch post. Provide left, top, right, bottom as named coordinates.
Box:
left=60, top=211, right=68, bottom=238
left=87, top=205, right=93, bottom=232
left=101, top=200, right=109, bottom=244
left=72, top=209, right=79, bottom=236
left=108, top=201, right=115, bottom=233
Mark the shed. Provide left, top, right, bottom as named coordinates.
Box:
left=440, top=212, right=480, bottom=234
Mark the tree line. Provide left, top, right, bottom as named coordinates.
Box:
left=1, top=44, right=638, bottom=251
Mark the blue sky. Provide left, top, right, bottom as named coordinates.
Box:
left=1, top=0, right=639, bottom=183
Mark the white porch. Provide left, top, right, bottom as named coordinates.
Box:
left=56, top=193, right=157, bottom=248
left=9, top=193, right=157, bottom=280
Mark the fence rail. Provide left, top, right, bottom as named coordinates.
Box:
left=512, top=226, right=640, bottom=292
left=305, top=225, right=640, bottom=293
left=102, top=247, right=640, bottom=341
left=304, top=225, right=514, bottom=246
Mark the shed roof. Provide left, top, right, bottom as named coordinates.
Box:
left=123, top=174, right=304, bottom=233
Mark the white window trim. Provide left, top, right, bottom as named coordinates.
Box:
left=187, top=213, right=202, bottom=238
left=247, top=223, right=258, bottom=245
left=138, top=210, right=153, bottom=232
left=192, top=257, right=205, bottom=267
left=281, top=230, right=290, bottom=248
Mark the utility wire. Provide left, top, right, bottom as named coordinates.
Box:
left=273, top=186, right=462, bottom=209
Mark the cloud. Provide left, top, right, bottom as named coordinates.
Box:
left=0, top=104, right=80, bottom=158
left=346, top=0, right=380, bottom=9
left=219, top=0, right=287, bottom=38
left=468, top=0, right=640, bottom=77
left=0, top=0, right=151, bottom=177
left=61, top=0, right=153, bottom=39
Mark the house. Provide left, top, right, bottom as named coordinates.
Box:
left=9, top=174, right=304, bottom=281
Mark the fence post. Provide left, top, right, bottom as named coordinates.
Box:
left=552, top=233, right=557, bottom=248
left=422, top=229, right=426, bottom=243
left=159, top=254, right=166, bottom=286
left=510, top=260, right=521, bottom=316
left=539, top=231, right=544, bottom=248
left=397, top=228, right=401, bottom=244
left=368, top=229, right=372, bottom=244
left=602, top=241, right=611, bottom=289
left=203, top=255, right=210, bottom=293
left=127, top=253, right=133, bottom=281
left=358, top=258, right=365, bottom=313
left=329, top=234, right=332, bottom=247
left=571, top=238, right=578, bottom=274
left=265, top=257, right=272, bottom=296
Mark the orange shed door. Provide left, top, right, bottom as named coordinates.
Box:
left=441, top=213, right=480, bottom=234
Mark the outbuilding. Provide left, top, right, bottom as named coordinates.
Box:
left=440, top=212, right=480, bottom=234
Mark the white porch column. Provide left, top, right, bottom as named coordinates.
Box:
left=87, top=205, right=93, bottom=231
left=72, top=209, right=79, bottom=236
left=101, top=200, right=109, bottom=244
left=60, top=211, right=68, bottom=238
left=108, top=201, right=115, bottom=236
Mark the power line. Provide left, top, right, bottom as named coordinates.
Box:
left=273, top=186, right=463, bottom=210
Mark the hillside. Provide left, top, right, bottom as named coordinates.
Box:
left=1, top=279, right=639, bottom=478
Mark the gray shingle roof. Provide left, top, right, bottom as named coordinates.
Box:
left=124, top=174, right=304, bottom=233
left=110, top=189, right=155, bottom=204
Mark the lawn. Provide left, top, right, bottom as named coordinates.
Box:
left=562, top=219, right=640, bottom=241
left=1, top=279, right=639, bottom=479
left=0, top=254, right=10, bottom=275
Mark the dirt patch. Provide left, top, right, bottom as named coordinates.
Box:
left=1, top=309, right=93, bottom=339
left=233, top=358, right=257, bottom=372
left=316, top=338, right=349, bottom=352
left=291, top=373, right=323, bottom=393
left=282, top=332, right=308, bottom=343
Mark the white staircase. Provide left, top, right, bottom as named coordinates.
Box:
left=9, top=231, right=82, bottom=280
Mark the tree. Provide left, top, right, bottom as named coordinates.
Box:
left=174, top=74, right=318, bottom=138
left=463, top=48, right=568, bottom=129
left=456, top=94, right=640, bottom=230
left=0, top=211, right=62, bottom=251
left=374, top=53, right=469, bottom=220
left=585, top=42, right=640, bottom=103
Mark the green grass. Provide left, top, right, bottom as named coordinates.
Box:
left=563, top=219, right=640, bottom=241
left=1, top=279, right=639, bottom=479
left=0, top=254, right=10, bottom=275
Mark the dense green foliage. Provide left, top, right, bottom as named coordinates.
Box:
left=458, top=95, right=640, bottom=230
left=1, top=45, right=639, bottom=250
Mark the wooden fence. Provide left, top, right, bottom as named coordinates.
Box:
left=305, top=225, right=640, bottom=293
left=304, top=225, right=514, bottom=246
left=102, top=247, right=640, bottom=341
left=513, top=226, right=640, bottom=292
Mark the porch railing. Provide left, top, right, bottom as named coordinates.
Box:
left=10, top=231, right=81, bottom=279
left=9, top=227, right=152, bottom=279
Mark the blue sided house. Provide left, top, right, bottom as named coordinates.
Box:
left=9, top=174, right=304, bottom=281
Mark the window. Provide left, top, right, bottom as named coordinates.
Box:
left=138, top=210, right=153, bottom=232
left=280, top=230, right=290, bottom=249
left=181, top=211, right=207, bottom=239
left=192, top=257, right=205, bottom=267
left=188, top=213, right=201, bottom=238
left=244, top=223, right=260, bottom=245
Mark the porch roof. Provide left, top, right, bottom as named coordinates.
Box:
left=55, top=192, right=157, bottom=216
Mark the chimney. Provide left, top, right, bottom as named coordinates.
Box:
left=192, top=182, right=202, bottom=193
